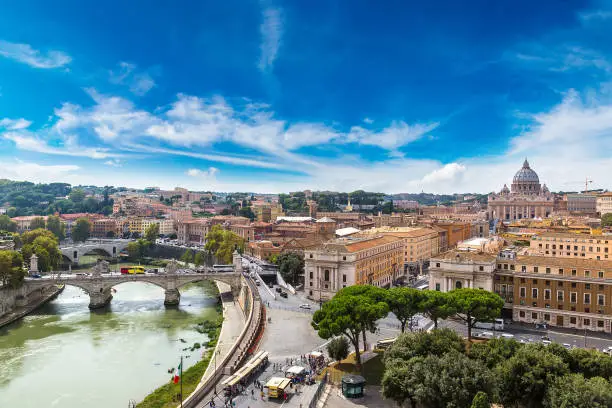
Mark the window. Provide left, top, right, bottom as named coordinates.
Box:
left=309, top=282, right=313, bottom=287
left=544, top=289, right=551, bottom=300
left=532, top=312, right=538, bottom=319
left=342, top=256, right=346, bottom=261
left=436, top=263, right=440, bottom=268
left=435, top=283, right=440, bottom=291
left=584, top=293, right=591, bottom=304
left=324, top=269, right=330, bottom=281
left=520, top=278, right=526, bottom=283
left=519, top=311, right=525, bottom=318
left=309, top=254, right=313, bottom=258
left=532, top=279, right=538, bottom=284
left=571, top=282, right=577, bottom=288
left=544, top=313, right=550, bottom=321
left=570, top=292, right=577, bottom=303
left=558, top=281, right=563, bottom=287
left=520, top=287, right=526, bottom=297
left=532, top=288, right=538, bottom=298
left=510, top=264, right=515, bottom=270
left=521, top=265, right=527, bottom=272
left=584, top=318, right=590, bottom=326
left=598, top=271, right=604, bottom=278
left=455, top=281, right=462, bottom=289
left=546, top=280, right=551, bottom=286
left=546, top=267, right=551, bottom=274
left=558, top=269, right=564, bottom=275
left=599, top=284, right=605, bottom=290
left=570, top=317, right=576, bottom=324
left=585, top=270, right=590, bottom=277
left=342, top=274, right=346, bottom=283
left=571, top=269, right=577, bottom=276
left=534, top=267, right=539, bottom=273
left=598, top=294, right=605, bottom=306
left=504, top=264, right=508, bottom=270
left=309, top=272, right=313, bottom=279
left=585, top=283, right=590, bottom=290
left=557, top=290, right=564, bottom=301
left=479, top=266, right=484, bottom=271
left=598, top=320, right=604, bottom=328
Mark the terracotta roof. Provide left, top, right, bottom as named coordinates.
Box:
left=534, top=232, right=609, bottom=240
left=432, top=250, right=497, bottom=263
left=512, top=255, right=612, bottom=270
left=321, top=235, right=403, bottom=253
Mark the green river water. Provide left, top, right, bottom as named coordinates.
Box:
left=0, top=282, right=220, bottom=408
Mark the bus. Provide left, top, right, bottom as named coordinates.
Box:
left=265, top=377, right=291, bottom=399
left=473, top=318, right=504, bottom=331
left=375, top=337, right=397, bottom=350
left=120, top=266, right=146, bottom=275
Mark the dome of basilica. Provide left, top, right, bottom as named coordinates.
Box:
left=513, top=159, right=539, bottom=184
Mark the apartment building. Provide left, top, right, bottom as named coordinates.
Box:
left=177, top=219, right=211, bottom=243
left=304, top=235, right=403, bottom=301
left=429, top=250, right=498, bottom=292
left=529, top=232, right=611, bottom=260
left=92, top=219, right=117, bottom=238
left=496, top=256, right=612, bottom=333
left=596, top=192, right=612, bottom=216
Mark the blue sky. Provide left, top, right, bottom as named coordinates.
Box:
left=1, top=0, right=612, bottom=193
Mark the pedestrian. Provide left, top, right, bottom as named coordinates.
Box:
left=251, top=388, right=254, bottom=399
left=260, top=391, right=264, bottom=400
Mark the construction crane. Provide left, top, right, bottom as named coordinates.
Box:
left=584, top=177, right=593, bottom=193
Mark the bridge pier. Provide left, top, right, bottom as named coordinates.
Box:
left=164, top=289, right=180, bottom=306
left=89, top=287, right=112, bottom=309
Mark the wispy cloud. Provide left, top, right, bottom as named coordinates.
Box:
left=3, top=132, right=124, bottom=159
left=0, top=40, right=71, bottom=69
left=186, top=167, right=219, bottom=178
left=0, top=160, right=79, bottom=183
left=258, top=6, right=283, bottom=72
left=109, top=62, right=156, bottom=96
left=579, top=9, right=612, bottom=23
left=104, top=159, right=123, bottom=167
left=0, top=118, right=32, bottom=130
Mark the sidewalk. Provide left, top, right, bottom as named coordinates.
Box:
left=198, top=281, right=246, bottom=386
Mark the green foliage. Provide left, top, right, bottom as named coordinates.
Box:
left=180, top=249, right=194, bottom=265
left=449, top=288, right=504, bottom=341
left=419, top=290, right=456, bottom=328
left=144, top=223, right=160, bottom=242
left=71, top=218, right=92, bottom=242
left=68, top=188, right=85, bottom=203
left=471, top=391, right=490, bottom=408
left=0, top=181, right=71, bottom=216
left=601, top=213, right=612, bottom=227
left=278, top=193, right=307, bottom=213
left=0, top=250, right=25, bottom=288
left=238, top=206, right=255, bottom=221
left=496, top=345, right=569, bottom=408
left=312, top=293, right=388, bottom=367
left=30, top=217, right=46, bottom=230
left=276, top=252, right=304, bottom=286
left=126, top=239, right=149, bottom=260
left=205, top=225, right=244, bottom=264
left=194, top=251, right=204, bottom=267
left=385, top=287, right=424, bottom=332
left=568, top=348, right=612, bottom=379
left=46, top=215, right=65, bottom=241
left=384, top=329, right=466, bottom=365
left=469, top=337, right=523, bottom=369
left=0, top=215, right=17, bottom=232
left=544, top=374, right=612, bottom=408
left=20, top=229, right=61, bottom=272
left=327, top=336, right=350, bottom=362
left=383, top=352, right=495, bottom=408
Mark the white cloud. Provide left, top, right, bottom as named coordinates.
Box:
left=363, top=118, right=374, bottom=124
left=258, top=7, right=283, bottom=72
left=0, top=118, right=31, bottom=130
left=186, top=167, right=219, bottom=178
left=420, top=163, right=467, bottom=185
left=0, top=160, right=79, bottom=183
left=109, top=62, right=156, bottom=96
left=0, top=40, right=71, bottom=68
left=3, top=132, right=123, bottom=159
left=579, top=10, right=612, bottom=23
left=346, top=121, right=439, bottom=150
left=104, top=159, right=123, bottom=167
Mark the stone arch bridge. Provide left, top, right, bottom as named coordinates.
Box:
left=24, top=271, right=244, bottom=309
left=59, top=239, right=132, bottom=264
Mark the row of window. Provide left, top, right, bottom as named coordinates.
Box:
left=539, top=243, right=609, bottom=252
left=534, top=238, right=609, bottom=244
left=498, top=263, right=607, bottom=278
left=518, top=311, right=605, bottom=328
left=518, top=287, right=606, bottom=305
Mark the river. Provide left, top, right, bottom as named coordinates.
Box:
left=0, top=282, right=220, bottom=408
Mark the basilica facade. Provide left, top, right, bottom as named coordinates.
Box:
left=487, top=160, right=555, bottom=220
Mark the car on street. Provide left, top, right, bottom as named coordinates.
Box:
left=31, top=274, right=42, bottom=278
left=562, top=343, right=572, bottom=349
left=279, top=292, right=288, bottom=298
left=275, top=287, right=282, bottom=293
left=500, top=333, right=515, bottom=339
left=542, top=339, right=552, bottom=346
left=76, top=272, right=88, bottom=277
left=478, top=331, right=495, bottom=339
left=299, top=304, right=311, bottom=309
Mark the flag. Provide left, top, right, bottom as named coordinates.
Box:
left=173, top=361, right=182, bottom=384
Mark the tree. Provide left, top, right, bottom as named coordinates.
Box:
left=144, top=223, right=160, bottom=242
left=384, top=329, right=466, bottom=365
left=276, top=252, right=304, bottom=286
left=386, top=287, right=424, bottom=333
left=470, top=391, right=490, bottom=408
left=497, top=345, right=569, bottom=408
left=127, top=242, right=141, bottom=259
left=327, top=337, right=350, bottom=362
left=46, top=215, right=65, bottom=241
left=22, top=228, right=56, bottom=246
left=383, top=352, right=495, bottom=408
left=216, top=230, right=244, bottom=264
left=449, top=288, right=504, bottom=341
left=419, top=290, right=456, bottom=329
left=72, top=218, right=92, bottom=242
left=337, top=285, right=388, bottom=348
left=0, top=215, right=17, bottom=232
left=469, top=337, right=523, bottom=369
left=105, top=230, right=115, bottom=238
left=568, top=348, right=612, bottom=379
left=220, top=208, right=231, bottom=215
left=0, top=250, right=25, bottom=288
left=21, top=233, right=61, bottom=273
left=181, top=249, right=194, bottom=265
left=544, top=374, right=612, bottom=408
left=194, top=251, right=204, bottom=267
left=30, top=217, right=46, bottom=230
left=312, top=294, right=388, bottom=368
left=601, top=213, right=612, bottom=227
left=238, top=206, right=255, bottom=221
left=68, top=188, right=85, bottom=203
left=204, top=225, right=225, bottom=255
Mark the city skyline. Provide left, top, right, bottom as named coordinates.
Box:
left=1, top=1, right=612, bottom=193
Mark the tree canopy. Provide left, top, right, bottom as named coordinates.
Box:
left=20, top=229, right=61, bottom=272
left=144, top=223, right=160, bottom=242
left=71, top=218, right=92, bottom=242
left=205, top=225, right=244, bottom=264
left=385, top=287, right=424, bottom=333
left=544, top=374, right=612, bottom=408
left=449, top=288, right=504, bottom=341
left=327, top=336, right=350, bottom=362
left=0, top=250, right=25, bottom=288
left=46, top=215, right=65, bottom=241
left=0, top=215, right=17, bottom=232
left=276, top=252, right=304, bottom=287
left=30, top=217, right=46, bottom=230
left=419, top=290, right=456, bottom=329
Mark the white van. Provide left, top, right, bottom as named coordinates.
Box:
left=473, top=318, right=505, bottom=331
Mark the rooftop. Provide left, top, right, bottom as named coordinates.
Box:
left=323, top=235, right=403, bottom=253
left=512, top=255, right=612, bottom=269
left=432, top=250, right=498, bottom=263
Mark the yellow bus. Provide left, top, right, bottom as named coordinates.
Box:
left=120, top=266, right=146, bottom=275
left=265, top=377, right=291, bottom=399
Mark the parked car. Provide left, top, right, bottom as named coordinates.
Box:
left=299, top=304, right=311, bottom=309
left=31, top=274, right=42, bottom=279
left=275, top=287, right=282, bottom=293
left=500, top=333, right=515, bottom=339
left=279, top=292, right=288, bottom=298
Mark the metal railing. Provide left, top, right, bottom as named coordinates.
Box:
left=308, top=372, right=328, bottom=408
